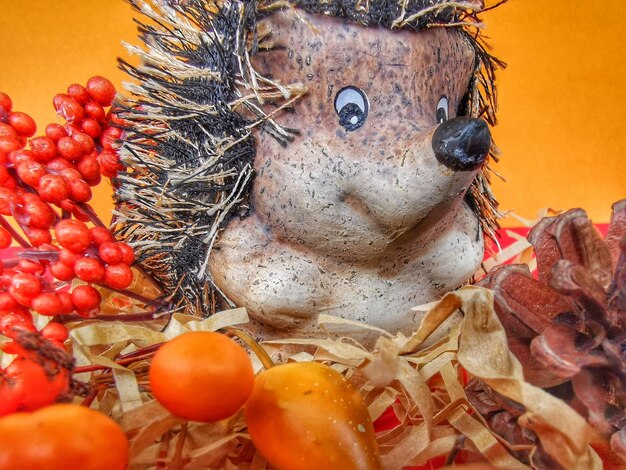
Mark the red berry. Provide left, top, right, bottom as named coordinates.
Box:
left=38, top=174, right=69, bottom=203
left=0, top=380, right=19, bottom=417
left=58, top=168, right=82, bottom=181
left=0, top=313, right=36, bottom=338
left=105, top=263, right=133, bottom=290
left=64, top=123, right=83, bottom=137
left=0, top=137, right=22, bottom=154
left=54, top=219, right=92, bottom=252
left=41, top=322, right=69, bottom=342
left=8, top=149, right=34, bottom=166
left=0, top=270, right=15, bottom=288
left=98, top=242, right=122, bottom=265
left=23, top=227, right=52, bottom=247
left=84, top=173, right=102, bottom=187
left=46, top=157, right=74, bottom=172
left=35, top=242, right=58, bottom=253
left=50, top=261, right=75, bottom=281
left=17, top=259, right=44, bottom=275
left=81, top=118, right=101, bottom=138
left=67, top=83, right=90, bottom=105
left=0, top=227, right=11, bottom=248
left=54, top=96, right=85, bottom=124
left=84, top=102, right=105, bottom=122
left=0, top=123, right=19, bottom=140
left=8, top=112, right=36, bottom=137
left=106, top=108, right=123, bottom=125
left=0, top=292, right=18, bottom=310
left=59, top=199, right=77, bottom=214
left=57, top=291, right=74, bottom=313
left=74, top=257, right=105, bottom=283
left=71, top=131, right=95, bottom=154
left=7, top=291, right=32, bottom=308
left=6, top=357, right=69, bottom=411
left=59, top=248, right=80, bottom=267
left=97, top=150, right=122, bottom=177
left=0, top=92, right=12, bottom=113
left=15, top=187, right=41, bottom=204
left=86, top=76, right=116, bottom=106
left=53, top=93, right=69, bottom=109
left=76, top=154, right=100, bottom=181
left=16, top=160, right=46, bottom=186
left=90, top=227, right=113, bottom=246
left=0, top=166, right=8, bottom=184
left=100, top=127, right=122, bottom=151
left=9, top=272, right=42, bottom=301
left=7, top=307, right=33, bottom=324
left=57, top=136, right=83, bottom=162
left=45, top=123, right=68, bottom=142
left=106, top=126, right=123, bottom=139
left=17, top=190, right=41, bottom=204
left=70, top=284, right=101, bottom=311
left=3, top=175, right=17, bottom=191
left=29, top=136, right=57, bottom=162
left=0, top=188, right=20, bottom=215
left=116, top=242, right=135, bottom=265
left=21, top=200, right=55, bottom=229
left=77, top=308, right=99, bottom=318
left=31, top=292, right=64, bottom=316
left=0, top=177, right=16, bottom=193
left=67, top=178, right=92, bottom=202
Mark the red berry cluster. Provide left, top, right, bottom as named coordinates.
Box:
left=0, top=77, right=136, bottom=416
left=52, top=219, right=135, bottom=295
left=0, top=77, right=124, bottom=244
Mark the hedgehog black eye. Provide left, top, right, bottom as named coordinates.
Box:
left=436, top=95, right=449, bottom=124
left=334, top=86, right=368, bottom=131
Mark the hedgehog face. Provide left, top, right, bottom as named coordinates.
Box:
left=248, top=9, right=485, bottom=262
left=209, top=9, right=490, bottom=338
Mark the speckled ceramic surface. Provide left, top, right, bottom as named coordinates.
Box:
left=210, top=9, right=491, bottom=343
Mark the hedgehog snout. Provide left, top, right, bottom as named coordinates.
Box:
left=431, top=117, right=491, bottom=172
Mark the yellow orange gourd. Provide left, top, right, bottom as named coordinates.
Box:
left=244, top=361, right=382, bottom=470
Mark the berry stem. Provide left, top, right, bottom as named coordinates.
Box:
left=6, top=167, right=61, bottom=222
left=96, top=284, right=158, bottom=305
left=115, top=342, right=163, bottom=361
left=56, top=311, right=162, bottom=324
left=0, top=215, right=30, bottom=248
left=73, top=343, right=163, bottom=374
left=81, top=390, right=99, bottom=407
left=77, top=202, right=107, bottom=228
left=18, top=248, right=59, bottom=262
left=224, top=327, right=275, bottom=370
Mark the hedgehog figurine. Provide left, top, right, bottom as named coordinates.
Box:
left=115, top=0, right=502, bottom=343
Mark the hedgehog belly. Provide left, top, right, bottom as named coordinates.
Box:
left=209, top=201, right=483, bottom=344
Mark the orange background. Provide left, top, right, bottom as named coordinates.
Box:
left=1, top=0, right=624, bottom=227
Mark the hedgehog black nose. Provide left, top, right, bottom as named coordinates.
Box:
left=432, top=117, right=491, bottom=171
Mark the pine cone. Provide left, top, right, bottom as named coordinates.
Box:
left=465, top=377, right=564, bottom=469
left=475, top=199, right=626, bottom=461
